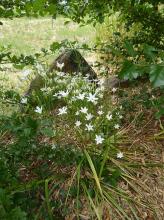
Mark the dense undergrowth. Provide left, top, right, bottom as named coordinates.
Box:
left=0, top=61, right=163, bottom=219
left=0, top=0, right=164, bottom=219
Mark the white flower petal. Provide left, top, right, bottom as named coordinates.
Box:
left=117, top=152, right=124, bottom=159
left=95, top=135, right=104, bottom=145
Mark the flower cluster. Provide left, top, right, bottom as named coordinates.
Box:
left=30, top=70, right=124, bottom=158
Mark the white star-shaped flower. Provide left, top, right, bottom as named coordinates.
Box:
left=87, top=93, right=98, bottom=103
left=106, top=114, right=112, bottom=121
left=119, top=115, right=123, bottom=119
left=35, top=106, right=43, bottom=114
left=117, top=152, right=124, bottom=159
left=76, top=93, right=85, bottom=100
left=58, top=106, right=68, bottom=115
left=52, top=144, right=57, bottom=150
left=58, top=90, right=69, bottom=97
left=98, top=110, right=103, bottom=115
left=56, top=71, right=65, bottom=77
left=75, top=111, right=80, bottom=116
left=86, top=123, right=94, bottom=131
left=75, top=120, right=81, bottom=127
left=59, top=0, right=67, bottom=5
left=112, top=87, right=117, bottom=93
left=56, top=61, right=65, bottom=70
left=86, top=113, right=93, bottom=121
left=80, top=107, right=88, bottom=114
left=95, top=135, right=104, bottom=145
left=21, top=97, right=27, bottom=104
left=114, top=124, right=120, bottom=129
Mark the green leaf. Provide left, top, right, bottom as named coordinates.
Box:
left=84, top=150, right=103, bottom=196
left=149, top=64, right=164, bottom=87
left=119, top=60, right=144, bottom=80
left=33, top=0, right=46, bottom=12
left=124, top=40, right=137, bottom=57
left=41, top=128, right=55, bottom=137
left=50, top=42, right=61, bottom=52
left=143, top=44, right=157, bottom=60
left=9, top=207, right=27, bottom=220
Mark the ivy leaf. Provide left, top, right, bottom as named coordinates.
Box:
left=119, top=60, right=144, bottom=80
left=149, top=64, right=164, bottom=87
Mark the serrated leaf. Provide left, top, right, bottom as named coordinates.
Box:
left=41, top=128, right=55, bottom=137
left=119, top=60, right=144, bottom=80
left=143, top=44, right=157, bottom=60
left=124, top=40, right=137, bottom=57
left=149, top=64, right=164, bottom=87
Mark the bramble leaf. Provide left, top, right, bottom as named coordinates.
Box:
left=119, top=60, right=144, bottom=80
left=149, top=64, right=164, bottom=87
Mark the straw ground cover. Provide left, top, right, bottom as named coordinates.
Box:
left=0, top=17, right=164, bottom=219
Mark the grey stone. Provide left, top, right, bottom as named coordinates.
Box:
left=25, top=49, right=97, bottom=96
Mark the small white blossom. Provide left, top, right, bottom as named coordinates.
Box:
left=98, top=110, right=103, bottom=115
left=86, top=123, right=94, bottom=131
left=58, top=90, right=69, bottom=97
left=35, top=106, right=42, bottom=114
left=114, top=124, right=120, bottom=129
left=53, top=93, right=58, bottom=97
left=86, top=113, right=93, bottom=121
left=97, top=78, right=105, bottom=86
left=80, top=107, right=88, bottom=114
left=71, top=96, right=77, bottom=102
left=21, top=97, right=27, bottom=104
left=119, top=115, right=123, bottom=119
left=119, top=105, right=123, bottom=110
left=106, top=114, right=112, bottom=121
left=76, top=93, right=85, bottom=100
left=52, top=144, right=57, bottom=150
left=40, top=87, right=52, bottom=93
left=87, top=93, right=98, bottom=103
left=56, top=71, right=65, bottom=77
left=95, top=135, right=104, bottom=145
left=36, top=63, right=43, bottom=70
left=112, top=87, right=117, bottom=93
left=98, top=93, right=104, bottom=99
left=75, top=111, right=80, bottom=116
left=75, top=120, right=81, bottom=127
left=117, top=152, right=124, bottom=159
left=40, top=87, right=47, bottom=92
left=59, top=0, right=67, bottom=6
left=56, top=61, right=65, bottom=70
left=58, top=106, right=68, bottom=115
